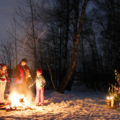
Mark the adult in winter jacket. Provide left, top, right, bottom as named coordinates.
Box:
left=15, top=58, right=32, bottom=95
left=0, top=64, right=9, bottom=104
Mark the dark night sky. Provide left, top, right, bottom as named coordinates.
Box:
left=0, top=0, right=18, bottom=40
left=0, top=0, right=95, bottom=41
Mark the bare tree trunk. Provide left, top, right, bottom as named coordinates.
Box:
left=73, top=0, right=79, bottom=38
left=59, top=0, right=89, bottom=93
left=13, top=17, right=18, bottom=65
left=29, top=0, right=37, bottom=72
left=38, top=38, right=56, bottom=90
left=64, top=0, right=70, bottom=72
left=0, top=40, right=13, bottom=77
left=59, top=27, right=62, bottom=86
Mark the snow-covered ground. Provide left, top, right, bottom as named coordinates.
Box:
left=0, top=90, right=120, bottom=120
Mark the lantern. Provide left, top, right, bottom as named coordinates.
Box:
left=106, top=96, right=114, bottom=108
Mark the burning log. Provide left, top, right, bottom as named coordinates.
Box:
left=5, top=105, right=33, bottom=111
left=19, top=98, right=24, bottom=103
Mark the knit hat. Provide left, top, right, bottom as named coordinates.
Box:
left=21, top=58, right=28, bottom=63
left=36, top=69, right=42, bottom=75
left=0, top=64, right=6, bottom=69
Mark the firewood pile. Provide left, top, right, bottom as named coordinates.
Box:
left=0, top=98, right=33, bottom=111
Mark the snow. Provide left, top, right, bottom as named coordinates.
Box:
left=0, top=90, right=120, bottom=120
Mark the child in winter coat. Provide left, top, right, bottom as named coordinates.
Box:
left=0, top=64, right=9, bottom=104
left=29, top=69, right=46, bottom=106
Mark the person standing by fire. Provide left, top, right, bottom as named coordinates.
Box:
left=0, top=64, right=9, bottom=104
left=29, top=69, right=46, bottom=106
left=15, top=58, right=32, bottom=96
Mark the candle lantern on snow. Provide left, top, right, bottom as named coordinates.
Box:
left=106, top=96, right=114, bottom=108
left=106, top=69, right=120, bottom=108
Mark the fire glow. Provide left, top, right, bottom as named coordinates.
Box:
left=6, top=92, right=31, bottom=110
left=10, top=92, right=29, bottom=107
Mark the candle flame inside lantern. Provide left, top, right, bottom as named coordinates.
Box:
left=106, top=96, right=114, bottom=100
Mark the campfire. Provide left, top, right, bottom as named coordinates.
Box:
left=6, top=92, right=32, bottom=111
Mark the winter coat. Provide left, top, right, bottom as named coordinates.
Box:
left=36, top=75, right=46, bottom=89
left=15, top=64, right=31, bottom=84
left=0, top=70, right=8, bottom=82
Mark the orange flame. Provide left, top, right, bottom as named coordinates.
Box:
left=9, top=92, right=30, bottom=108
